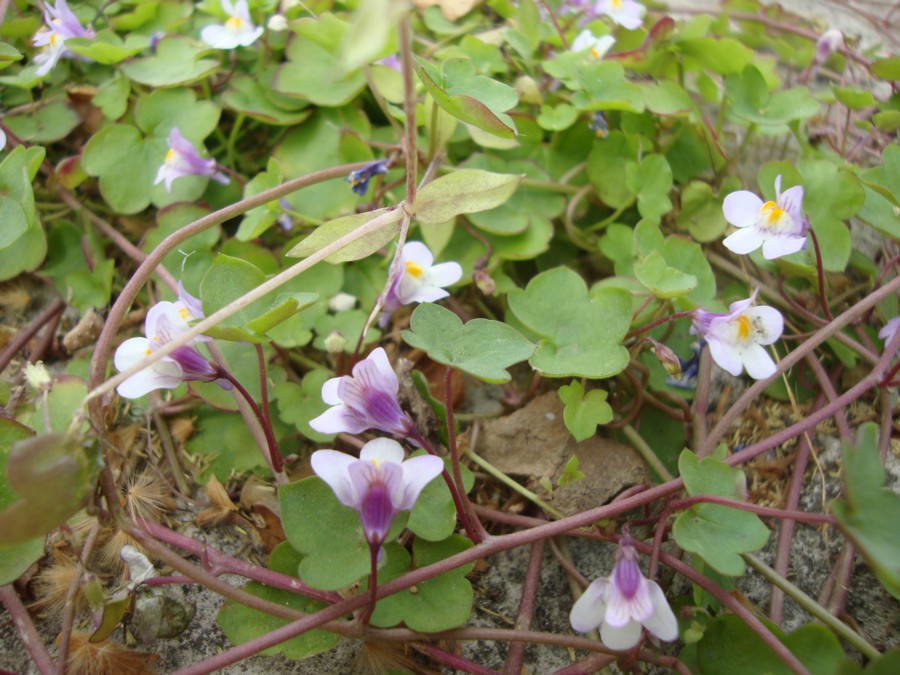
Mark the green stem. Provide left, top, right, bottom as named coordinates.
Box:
left=226, top=113, right=245, bottom=169
left=464, top=449, right=565, bottom=520
left=742, top=554, right=881, bottom=660
left=622, top=424, right=674, bottom=482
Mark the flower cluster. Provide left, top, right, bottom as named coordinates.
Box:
left=32, top=0, right=95, bottom=77
left=570, top=536, right=678, bottom=649
left=379, top=242, right=463, bottom=327
left=155, top=128, right=230, bottom=192
left=201, top=0, right=264, bottom=50
left=722, top=175, right=807, bottom=260
left=691, top=291, right=784, bottom=380
left=114, top=287, right=229, bottom=399
left=311, top=439, right=443, bottom=551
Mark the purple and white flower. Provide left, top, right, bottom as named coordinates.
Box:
left=346, top=159, right=390, bottom=196
left=311, top=438, right=444, bottom=548
left=200, top=0, right=264, bottom=49
left=593, top=0, right=644, bottom=30
left=32, top=0, right=95, bottom=77
left=571, top=30, right=616, bottom=59
left=570, top=536, right=678, bottom=650
left=309, top=347, right=414, bottom=438
left=114, top=291, right=229, bottom=398
left=879, top=316, right=900, bottom=344
left=379, top=242, right=463, bottom=327
left=815, top=29, right=843, bottom=65
left=722, top=175, right=808, bottom=260
left=691, top=291, right=784, bottom=380
left=155, top=128, right=230, bottom=193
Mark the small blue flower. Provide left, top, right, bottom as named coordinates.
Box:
left=589, top=111, right=609, bottom=138
left=346, top=159, right=390, bottom=196
left=665, top=340, right=704, bottom=390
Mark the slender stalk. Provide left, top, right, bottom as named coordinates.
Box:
left=670, top=495, right=835, bottom=524
left=413, top=643, right=499, bottom=675
left=502, top=538, right=545, bottom=675
left=445, top=366, right=488, bottom=543
left=0, top=298, right=65, bottom=375
left=254, top=344, right=273, bottom=430
left=0, top=585, right=56, bottom=675
left=361, top=544, right=379, bottom=625
left=624, top=311, right=693, bottom=340
left=622, top=424, right=674, bottom=482
left=216, top=369, right=283, bottom=474
left=808, top=227, right=834, bottom=321
left=151, top=404, right=191, bottom=496
left=744, top=554, right=880, bottom=660
left=465, top=448, right=565, bottom=520
left=56, top=521, right=101, bottom=675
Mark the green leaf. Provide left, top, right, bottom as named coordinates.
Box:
left=199, top=255, right=317, bottom=342
left=312, top=310, right=381, bottom=353
left=275, top=15, right=366, bottom=106
left=415, top=169, right=522, bottom=225
left=558, top=381, right=612, bottom=442
left=217, top=542, right=338, bottom=659
left=415, top=59, right=518, bottom=139
left=634, top=250, right=697, bottom=299
left=0, top=432, right=95, bottom=546
left=832, top=423, right=900, bottom=599
left=625, top=154, right=673, bottom=223
left=460, top=156, right=565, bottom=236
left=0, top=42, right=23, bottom=70
left=66, top=30, right=149, bottom=64
left=588, top=131, right=638, bottom=209
left=134, top=88, right=221, bottom=140
left=870, top=55, right=900, bottom=80
left=93, top=73, right=131, bottom=120
left=401, top=303, right=535, bottom=383
left=222, top=76, right=311, bottom=126
left=831, top=86, right=877, bottom=110
left=536, top=103, right=578, bottom=131
left=273, top=370, right=335, bottom=443
left=185, top=411, right=268, bottom=482
left=673, top=451, right=769, bottom=576
left=3, top=101, right=80, bottom=143
left=506, top=267, right=630, bottom=379
left=725, top=65, right=819, bottom=126
left=675, top=181, right=729, bottom=243
left=574, top=60, right=645, bottom=113
left=369, top=535, right=474, bottom=632
left=695, top=616, right=843, bottom=675
left=0, top=419, right=42, bottom=584
left=407, top=454, right=474, bottom=542
left=279, top=477, right=407, bottom=590
left=340, top=0, right=404, bottom=71
left=17, top=377, right=87, bottom=434
left=285, top=207, right=403, bottom=263
left=120, top=37, right=219, bottom=87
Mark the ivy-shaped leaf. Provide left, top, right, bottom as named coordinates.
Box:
left=558, top=381, right=613, bottom=442
left=506, top=267, right=630, bottom=379
left=401, top=303, right=535, bottom=384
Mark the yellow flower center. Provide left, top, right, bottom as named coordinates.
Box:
left=611, top=0, right=622, bottom=7
left=165, top=148, right=177, bottom=164
left=405, top=261, right=425, bottom=279
left=49, top=33, right=59, bottom=47
left=226, top=16, right=243, bottom=31
left=144, top=347, right=152, bottom=356
left=758, top=200, right=787, bottom=228
left=179, top=307, right=191, bottom=320
left=735, top=314, right=752, bottom=341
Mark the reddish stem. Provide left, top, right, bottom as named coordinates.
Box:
left=217, top=369, right=283, bottom=474
left=807, top=226, right=834, bottom=321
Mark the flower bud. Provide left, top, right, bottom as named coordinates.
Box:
left=323, top=331, right=347, bottom=354
left=815, top=29, right=843, bottom=65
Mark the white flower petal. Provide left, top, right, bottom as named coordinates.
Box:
left=722, top=227, right=763, bottom=255
left=401, top=242, right=435, bottom=268
left=740, top=343, right=777, bottom=380
left=722, top=191, right=763, bottom=229
left=116, top=362, right=183, bottom=399
left=745, top=306, right=784, bottom=345
left=642, top=580, right=679, bottom=642
left=320, top=376, right=343, bottom=405
left=600, top=619, right=643, bottom=650
left=360, top=437, right=405, bottom=465
left=201, top=25, right=242, bottom=49
left=397, top=454, right=444, bottom=510
left=707, top=337, right=744, bottom=377
left=308, top=405, right=369, bottom=435
left=569, top=578, right=608, bottom=633
left=310, top=450, right=359, bottom=507
left=427, top=261, right=463, bottom=288
left=114, top=337, right=152, bottom=372
left=761, top=234, right=806, bottom=260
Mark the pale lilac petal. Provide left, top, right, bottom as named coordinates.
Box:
left=571, top=29, right=597, bottom=52
left=761, top=234, right=806, bottom=259
left=722, top=227, right=763, bottom=255
left=569, top=578, right=608, bottom=633
left=201, top=25, right=239, bottom=49
left=397, top=454, right=444, bottom=510
left=722, top=191, right=763, bottom=229
left=309, top=405, right=370, bottom=435
left=114, top=337, right=152, bottom=372
left=310, top=450, right=358, bottom=507
left=605, top=582, right=652, bottom=627
left=406, top=286, right=450, bottom=304
left=878, top=317, right=900, bottom=341
left=643, top=581, right=678, bottom=642
left=615, top=4, right=644, bottom=30
left=745, top=307, right=783, bottom=345
left=777, top=185, right=804, bottom=225
left=707, top=338, right=743, bottom=377
left=361, top=348, right=399, bottom=395
left=359, top=437, right=405, bottom=466
left=726, top=291, right=757, bottom=317
left=740, top=343, right=777, bottom=380
left=427, top=261, right=463, bottom=288
left=320, top=376, right=343, bottom=405
left=600, top=619, right=643, bottom=650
